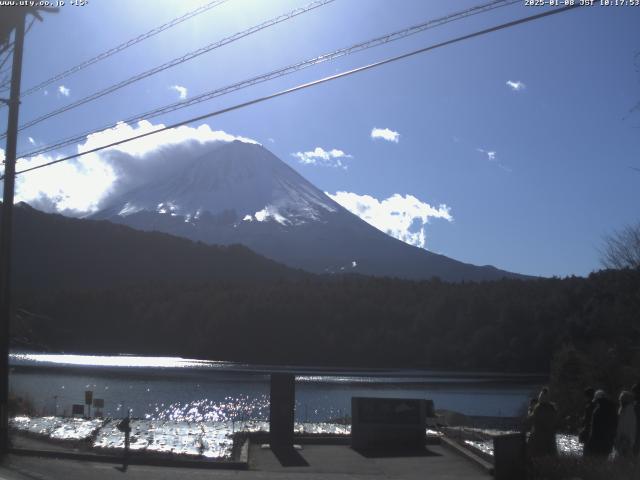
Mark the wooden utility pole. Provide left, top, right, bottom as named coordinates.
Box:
left=0, top=8, right=26, bottom=455
left=0, top=5, right=57, bottom=455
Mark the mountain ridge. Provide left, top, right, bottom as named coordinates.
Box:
left=92, top=140, right=527, bottom=282
left=4, top=201, right=306, bottom=293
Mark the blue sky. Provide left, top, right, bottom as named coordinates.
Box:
left=1, top=0, right=639, bottom=277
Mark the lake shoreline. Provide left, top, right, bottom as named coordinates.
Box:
left=10, top=351, right=548, bottom=384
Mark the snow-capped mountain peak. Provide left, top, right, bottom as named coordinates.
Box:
left=93, top=141, right=522, bottom=281
left=104, top=141, right=336, bottom=226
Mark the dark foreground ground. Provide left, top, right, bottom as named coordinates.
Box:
left=0, top=442, right=489, bottom=480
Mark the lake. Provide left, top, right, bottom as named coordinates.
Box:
left=9, top=352, right=545, bottom=422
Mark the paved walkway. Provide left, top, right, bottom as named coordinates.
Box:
left=0, top=443, right=490, bottom=480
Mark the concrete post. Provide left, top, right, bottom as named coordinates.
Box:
left=269, top=373, right=295, bottom=448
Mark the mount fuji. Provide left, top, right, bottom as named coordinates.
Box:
left=92, top=140, right=521, bottom=281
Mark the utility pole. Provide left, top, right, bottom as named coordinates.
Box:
left=0, top=5, right=57, bottom=456
left=0, top=8, right=26, bottom=456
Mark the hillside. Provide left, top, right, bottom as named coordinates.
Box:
left=13, top=265, right=640, bottom=374
left=3, top=202, right=305, bottom=292
left=92, top=141, right=525, bottom=282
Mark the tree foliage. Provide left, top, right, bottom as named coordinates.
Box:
left=13, top=269, right=640, bottom=377
left=601, top=222, right=640, bottom=270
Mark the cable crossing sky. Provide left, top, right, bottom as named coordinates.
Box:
left=17, top=0, right=520, bottom=160
left=0, top=0, right=231, bottom=97
left=2, top=4, right=581, bottom=181
left=0, top=0, right=335, bottom=141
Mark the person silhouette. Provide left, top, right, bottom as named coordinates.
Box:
left=585, top=390, right=617, bottom=458
left=631, top=383, right=640, bottom=455
left=579, top=387, right=595, bottom=450
left=526, top=387, right=558, bottom=458
left=615, top=391, right=636, bottom=459
left=116, top=410, right=132, bottom=472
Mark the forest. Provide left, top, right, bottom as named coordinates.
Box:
left=6, top=203, right=640, bottom=427
left=13, top=269, right=640, bottom=375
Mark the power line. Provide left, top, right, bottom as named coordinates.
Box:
left=0, top=41, right=13, bottom=62
left=0, top=0, right=335, bottom=140
left=0, top=17, right=36, bottom=92
left=0, top=23, right=35, bottom=95
left=18, top=0, right=519, bottom=160
left=0, top=49, right=12, bottom=76
left=3, top=4, right=581, bottom=180
left=0, top=0, right=229, bottom=98
left=0, top=43, right=17, bottom=91
left=0, top=71, right=12, bottom=93
left=0, top=17, right=36, bottom=113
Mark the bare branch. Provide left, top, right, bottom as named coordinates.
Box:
left=601, top=222, right=640, bottom=270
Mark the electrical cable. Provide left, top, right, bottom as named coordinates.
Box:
left=18, top=0, right=519, bottom=159
left=2, top=4, right=581, bottom=180
left=0, top=17, right=37, bottom=93
left=2, top=0, right=230, bottom=98
left=0, top=0, right=335, bottom=140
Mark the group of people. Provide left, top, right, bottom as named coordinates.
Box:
left=525, top=384, right=640, bottom=461
left=579, top=385, right=640, bottom=459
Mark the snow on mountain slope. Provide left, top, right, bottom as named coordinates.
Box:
left=99, top=141, right=337, bottom=226
left=93, top=141, right=524, bottom=281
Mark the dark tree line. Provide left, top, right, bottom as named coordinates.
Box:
left=12, top=268, right=640, bottom=376
left=4, top=202, right=306, bottom=292
left=6, top=202, right=640, bottom=422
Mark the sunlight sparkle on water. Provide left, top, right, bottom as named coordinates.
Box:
left=12, top=415, right=349, bottom=459
left=10, top=353, right=213, bottom=368
left=147, top=394, right=270, bottom=423
left=463, top=432, right=582, bottom=457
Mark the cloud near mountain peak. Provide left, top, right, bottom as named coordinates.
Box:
left=9, top=121, right=259, bottom=216
left=326, top=191, right=452, bottom=249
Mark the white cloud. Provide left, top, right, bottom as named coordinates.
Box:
left=254, top=205, right=288, bottom=225
left=58, top=85, right=70, bottom=97
left=78, top=120, right=257, bottom=157
left=476, top=148, right=512, bottom=172
left=477, top=148, right=497, bottom=161
left=169, top=85, right=188, bottom=100
left=292, top=147, right=351, bottom=169
left=6, top=120, right=259, bottom=216
left=506, top=80, right=526, bottom=92
left=326, top=191, right=452, bottom=249
left=11, top=152, right=116, bottom=215
left=371, top=127, right=400, bottom=143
